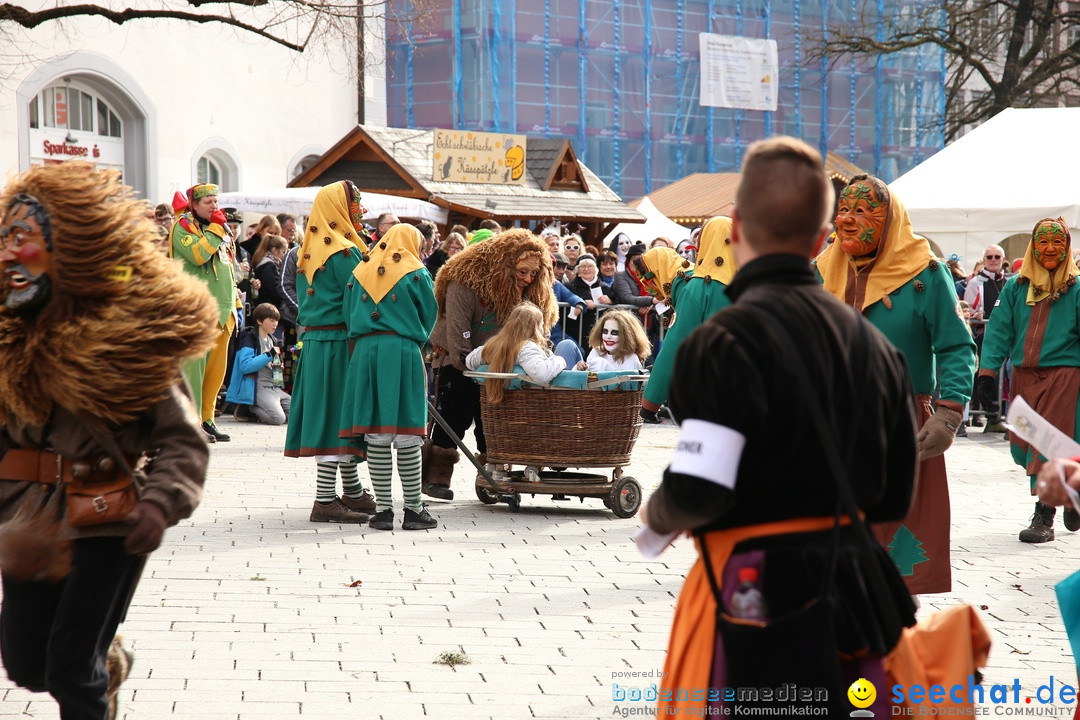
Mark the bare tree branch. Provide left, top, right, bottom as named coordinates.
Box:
left=0, top=1, right=430, bottom=55
left=811, top=0, right=1080, bottom=141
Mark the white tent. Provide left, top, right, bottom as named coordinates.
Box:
left=603, top=196, right=691, bottom=247
left=889, top=107, right=1080, bottom=264
left=218, top=187, right=449, bottom=225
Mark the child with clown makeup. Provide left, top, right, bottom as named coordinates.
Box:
left=583, top=309, right=651, bottom=372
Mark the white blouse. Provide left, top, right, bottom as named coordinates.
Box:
left=585, top=349, right=643, bottom=372
left=466, top=341, right=567, bottom=385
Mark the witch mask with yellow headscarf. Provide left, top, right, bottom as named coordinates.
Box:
left=1019, top=217, right=1079, bottom=305
left=353, top=223, right=425, bottom=303
left=628, top=247, right=693, bottom=301
left=816, top=174, right=934, bottom=312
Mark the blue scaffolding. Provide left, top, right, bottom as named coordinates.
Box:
left=388, top=0, right=945, bottom=199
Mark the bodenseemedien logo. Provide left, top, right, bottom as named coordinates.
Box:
left=848, top=677, right=876, bottom=717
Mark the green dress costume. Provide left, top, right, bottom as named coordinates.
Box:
left=643, top=217, right=735, bottom=411
left=817, top=190, right=975, bottom=595
left=284, top=251, right=359, bottom=456
left=981, top=274, right=1080, bottom=475
left=340, top=267, right=438, bottom=436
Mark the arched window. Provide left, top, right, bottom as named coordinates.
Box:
left=290, top=153, right=322, bottom=181
left=197, top=155, right=222, bottom=185
left=29, top=81, right=122, bottom=138
left=190, top=140, right=240, bottom=191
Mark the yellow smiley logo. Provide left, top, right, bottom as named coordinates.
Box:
left=847, top=677, right=876, bottom=709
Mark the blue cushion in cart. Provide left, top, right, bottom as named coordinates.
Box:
left=472, top=365, right=641, bottom=391
left=593, top=370, right=644, bottom=391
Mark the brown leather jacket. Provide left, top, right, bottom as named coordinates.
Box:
left=0, top=383, right=209, bottom=539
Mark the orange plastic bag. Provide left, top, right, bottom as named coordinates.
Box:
left=884, top=604, right=992, bottom=712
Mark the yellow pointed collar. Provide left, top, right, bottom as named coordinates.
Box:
left=353, top=223, right=425, bottom=303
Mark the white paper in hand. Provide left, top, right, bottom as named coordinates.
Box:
left=633, top=525, right=678, bottom=558
left=1005, top=396, right=1080, bottom=460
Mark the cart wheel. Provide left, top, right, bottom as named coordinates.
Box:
left=505, top=493, right=522, bottom=512
left=608, top=477, right=641, bottom=519
left=475, top=483, right=499, bottom=505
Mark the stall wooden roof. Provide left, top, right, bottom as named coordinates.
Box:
left=637, top=152, right=868, bottom=226
left=288, top=125, right=645, bottom=226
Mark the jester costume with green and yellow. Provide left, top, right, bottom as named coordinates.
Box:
left=816, top=182, right=975, bottom=594
left=169, top=184, right=239, bottom=423
left=284, top=183, right=365, bottom=457
left=980, top=219, right=1080, bottom=509
left=641, top=216, right=735, bottom=413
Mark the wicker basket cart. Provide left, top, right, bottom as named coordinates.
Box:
left=453, top=370, right=648, bottom=518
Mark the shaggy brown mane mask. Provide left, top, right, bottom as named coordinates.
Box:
left=433, top=228, right=558, bottom=328
left=0, top=162, right=219, bottom=426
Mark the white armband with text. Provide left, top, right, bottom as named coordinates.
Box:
left=667, top=419, right=745, bottom=490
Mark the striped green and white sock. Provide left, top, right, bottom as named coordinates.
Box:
left=399, top=445, right=423, bottom=512
left=339, top=460, right=364, bottom=498
left=315, top=462, right=337, bottom=503
left=366, top=444, right=394, bottom=512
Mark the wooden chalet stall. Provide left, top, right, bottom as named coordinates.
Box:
left=288, top=125, right=644, bottom=245
left=639, top=152, right=867, bottom=228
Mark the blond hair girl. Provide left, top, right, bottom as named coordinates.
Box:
left=466, top=302, right=584, bottom=403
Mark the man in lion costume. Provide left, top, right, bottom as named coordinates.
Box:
left=0, top=163, right=218, bottom=719
left=425, top=228, right=557, bottom=499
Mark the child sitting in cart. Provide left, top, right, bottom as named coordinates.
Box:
left=465, top=302, right=583, bottom=402
left=582, top=309, right=651, bottom=372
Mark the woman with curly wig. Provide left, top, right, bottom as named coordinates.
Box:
left=425, top=228, right=557, bottom=499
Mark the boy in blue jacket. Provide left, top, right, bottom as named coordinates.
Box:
left=226, top=303, right=291, bottom=425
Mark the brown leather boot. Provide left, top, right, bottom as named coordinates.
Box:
left=423, top=446, right=459, bottom=500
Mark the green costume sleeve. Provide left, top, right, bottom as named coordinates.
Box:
left=979, top=278, right=1018, bottom=372
left=417, top=270, right=439, bottom=339
left=170, top=217, right=224, bottom=267
left=925, top=263, right=977, bottom=405
left=643, top=275, right=722, bottom=407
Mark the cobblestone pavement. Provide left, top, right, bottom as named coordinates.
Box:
left=1, top=418, right=1077, bottom=719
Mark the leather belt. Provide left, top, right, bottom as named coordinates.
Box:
left=305, top=323, right=346, bottom=332
left=0, top=448, right=138, bottom=485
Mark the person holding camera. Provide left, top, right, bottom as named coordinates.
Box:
left=226, top=303, right=291, bottom=425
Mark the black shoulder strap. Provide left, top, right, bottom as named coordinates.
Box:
left=747, top=305, right=878, bottom=542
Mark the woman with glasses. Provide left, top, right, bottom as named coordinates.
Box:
left=561, top=234, right=583, bottom=283
left=424, top=231, right=466, bottom=280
